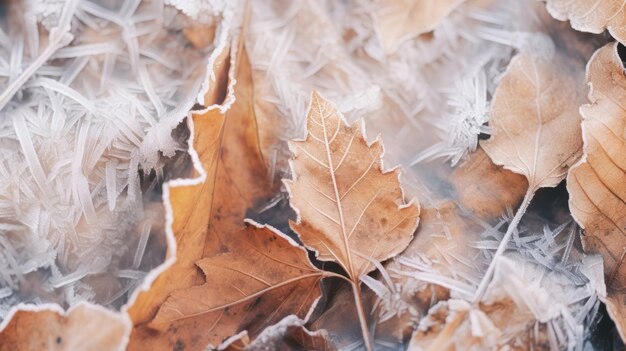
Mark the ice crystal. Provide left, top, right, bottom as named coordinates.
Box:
left=246, top=0, right=550, bottom=172
left=0, top=0, right=218, bottom=311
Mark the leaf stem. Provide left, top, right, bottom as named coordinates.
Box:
left=472, top=187, right=535, bottom=303
left=351, top=280, right=373, bottom=351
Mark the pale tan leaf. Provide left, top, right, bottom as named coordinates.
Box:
left=286, top=91, right=420, bottom=280
left=567, top=42, right=626, bottom=341
left=543, top=0, right=626, bottom=44
left=482, top=51, right=585, bottom=191
left=148, top=222, right=325, bottom=349
left=472, top=22, right=591, bottom=302
left=375, top=0, right=465, bottom=53
left=0, top=303, right=130, bottom=351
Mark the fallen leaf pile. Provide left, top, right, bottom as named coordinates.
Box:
left=0, top=0, right=625, bottom=350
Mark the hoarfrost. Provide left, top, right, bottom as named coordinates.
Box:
left=0, top=0, right=219, bottom=312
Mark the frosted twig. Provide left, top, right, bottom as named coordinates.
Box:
left=473, top=188, right=534, bottom=302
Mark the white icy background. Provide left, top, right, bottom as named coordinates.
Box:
left=0, top=0, right=217, bottom=314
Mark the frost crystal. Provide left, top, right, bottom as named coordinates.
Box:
left=247, top=0, right=553, bottom=171
left=396, top=215, right=602, bottom=350
left=0, top=0, right=217, bottom=311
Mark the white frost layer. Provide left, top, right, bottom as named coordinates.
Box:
left=247, top=0, right=564, bottom=171
left=0, top=1, right=215, bottom=311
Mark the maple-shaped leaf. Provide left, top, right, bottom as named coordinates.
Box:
left=375, top=0, right=465, bottom=53
left=542, top=0, right=626, bottom=44
left=567, top=42, right=626, bottom=342
left=126, top=30, right=324, bottom=348
left=285, top=91, right=420, bottom=349
left=149, top=221, right=326, bottom=348
left=0, top=302, right=129, bottom=351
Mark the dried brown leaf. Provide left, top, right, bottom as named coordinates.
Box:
left=276, top=326, right=336, bottom=351
left=127, top=41, right=232, bottom=329
left=375, top=0, right=465, bottom=53
left=567, top=42, right=626, bottom=341
left=286, top=92, right=419, bottom=349
left=287, top=91, right=419, bottom=279
left=543, top=0, right=626, bottom=44
left=0, top=303, right=130, bottom=351
left=127, top=40, right=308, bottom=349
left=474, top=48, right=587, bottom=300
left=149, top=222, right=325, bottom=348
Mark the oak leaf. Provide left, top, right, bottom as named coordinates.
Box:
left=0, top=302, right=130, bottom=351
left=543, top=0, right=626, bottom=44
left=286, top=91, right=420, bottom=349
left=566, top=42, right=626, bottom=342
left=127, top=34, right=234, bottom=335
left=375, top=0, right=465, bottom=53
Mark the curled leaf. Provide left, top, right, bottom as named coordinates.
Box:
left=567, top=42, right=626, bottom=341
left=410, top=255, right=601, bottom=350
left=241, top=315, right=337, bottom=351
